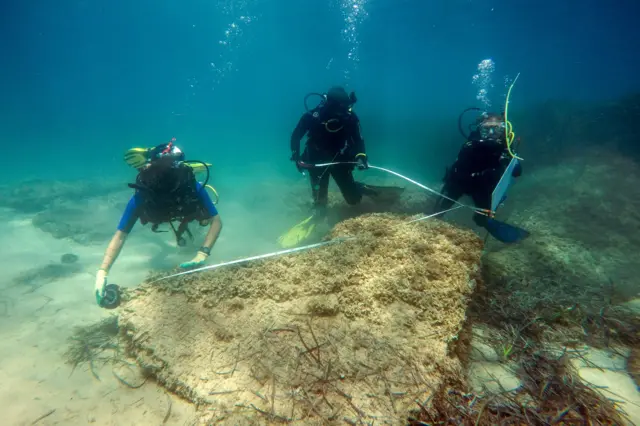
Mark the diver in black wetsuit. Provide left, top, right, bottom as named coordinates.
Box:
left=278, top=86, right=405, bottom=248
left=434, top=111, right=523, bottom=231
left=290, top=86, right=371, bottom=212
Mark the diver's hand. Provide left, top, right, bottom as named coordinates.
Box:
left=180, top=251, right=209, bottom=269
left=94, top=269, right=107, bottom=306
left=290, top=151, right=303, bottom=172
left=356, top=154, right=369, bottom=170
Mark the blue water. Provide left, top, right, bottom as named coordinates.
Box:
left=2, top=2, right=640, bottom=422
left=2, top=0, right=639, bottom=182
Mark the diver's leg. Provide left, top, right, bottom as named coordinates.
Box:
left=331, top=165, right=363, bottom=205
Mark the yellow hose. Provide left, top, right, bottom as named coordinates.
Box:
left=504, top=72, right=523, bottom=160
left=205, top=184, right=220, bottom=204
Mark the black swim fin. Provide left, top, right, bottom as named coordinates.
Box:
left=360, top=183, right=405, bottom=202
left=484, top=218, right=530, bottom=244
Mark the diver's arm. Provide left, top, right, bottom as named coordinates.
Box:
left=351, top=115, right=367, bottom=156
left=201, top=215, right=222, bottom=251
left=452, top=141, right=474, bottom=171
left=95, top=229, right=128, bottom=306
left=100, top=195, right=138, bottom=272
left=198, top=190, right=222, bottom=250
left=290, top=113, right=312, bottom=154
left=179, top=212, right=222, bottom=269
left=99, top=230, right=128, bottom=272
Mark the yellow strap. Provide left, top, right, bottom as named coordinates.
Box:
left=205, top=184, right=220, bottom=204
left=355, top=153, right=367, bottom=158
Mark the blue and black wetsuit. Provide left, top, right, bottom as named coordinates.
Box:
left=291, top=106, right=367, bottom=207
left=434, top=132, right=522, bottom=226
left=117, top=182, right=218, bottom=233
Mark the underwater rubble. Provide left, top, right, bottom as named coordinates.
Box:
left=118, top=213, right=483, bottom=424
left=56, top=93, right=640, bottom=424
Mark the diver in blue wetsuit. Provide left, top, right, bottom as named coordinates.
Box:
left=94, top=142, right=222, bottom=308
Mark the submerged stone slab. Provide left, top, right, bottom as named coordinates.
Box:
left=119, top=213, right=483, bottom=424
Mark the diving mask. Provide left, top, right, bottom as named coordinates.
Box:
left=478, top=120, right=506, bottom=140
left=150, top=138, right=185, bottom=162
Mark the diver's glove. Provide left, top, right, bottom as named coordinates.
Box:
left=471, top=168, right=501, bottom=180
left=94, top=269, right=108, bottom=306
left=355, top=154, right=369, bottom=170
left=179, top=250, right=209, bottom=269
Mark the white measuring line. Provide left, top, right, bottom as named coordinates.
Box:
left=151, top=165, right=469, bottom=282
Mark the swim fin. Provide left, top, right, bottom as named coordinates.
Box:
left=277, top=215, right=316, bottom=248
left=484, top=218, right=530, bottom=244
left=124, top=147, right=152, bottom=169
left=360, top=183, right=405, bottom=203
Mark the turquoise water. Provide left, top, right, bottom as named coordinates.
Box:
left=3, top=0, right=639, bottom=181
left=1, top=1, right=640, bottom=424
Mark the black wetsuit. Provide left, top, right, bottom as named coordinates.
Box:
left=290, top=106, right=367, bottom=208
left=434, top=131, right=522, bottom=226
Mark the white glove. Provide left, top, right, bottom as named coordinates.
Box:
left=95, top=269, right=107, bottom=306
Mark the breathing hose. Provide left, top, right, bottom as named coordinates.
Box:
left=458, top=107, right=483, bottom=140
left=304, top=93, right=326, bottom=112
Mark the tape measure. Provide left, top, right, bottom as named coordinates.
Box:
left=100, top=284, right=121, bottom=309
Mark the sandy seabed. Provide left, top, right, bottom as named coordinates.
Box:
left=1, top=153, right=639, bottom=425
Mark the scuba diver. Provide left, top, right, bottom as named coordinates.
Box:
left=280, top=86, right=403, bottom=248
left=94, top=140, right=222, bottom=309
left=433, top=109, right=529, bottom=243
